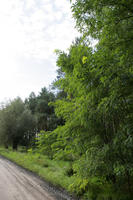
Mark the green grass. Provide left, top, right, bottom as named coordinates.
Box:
left=0, top=147, right=77, bottom=195
left=1, top=147, right=131, bottom=200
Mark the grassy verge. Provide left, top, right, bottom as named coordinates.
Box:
left=0, top=147, right=78, bottom=197
left=1, top=147, right=130, bottom=200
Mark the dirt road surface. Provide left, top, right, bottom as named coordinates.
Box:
left=0, top=157, right=73, bottom=200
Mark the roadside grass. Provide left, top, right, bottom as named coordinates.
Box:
left=0, top=147, right=77, bottom=195
left=0, top=147, right=124, bottom=200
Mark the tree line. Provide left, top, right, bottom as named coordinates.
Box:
left=0, top=87, right=64, bottom=150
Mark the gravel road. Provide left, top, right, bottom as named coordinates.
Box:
left=0, top=157, right=76, bottom=200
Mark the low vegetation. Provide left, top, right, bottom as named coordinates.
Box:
left=0, top=147, right=76, bottom=194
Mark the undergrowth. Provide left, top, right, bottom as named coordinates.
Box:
left=0, top=147, right=77, bottom=195
left=0, top=147, right=132, bottom=200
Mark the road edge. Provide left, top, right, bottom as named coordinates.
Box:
left=0, top=155, right=79, bottom=200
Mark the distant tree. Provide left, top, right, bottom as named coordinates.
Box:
left=25, top=92, right=37, bottom=114
left=36, top=87, right=57, bottom=131
left=0, top=98, right=36, bottom=150
left=25, top=87, right=62, bottom=132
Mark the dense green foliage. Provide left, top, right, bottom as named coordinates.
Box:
left=25, top=87, right=63, bottom=133
left=0, top=98, right=36, bottom=150
left=0, top=88, right=62, bottom=150
left=43, top=0, right=133, bottom=198
left=0, top=0, right=133, bottom=199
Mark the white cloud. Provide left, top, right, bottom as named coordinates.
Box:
left=25, top=0, right=36, bottom=10
left=0, top=0, right=79, bottom=101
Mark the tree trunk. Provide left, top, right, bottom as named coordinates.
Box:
left=4, top=143, right=8, bottom=149
left=12, top=139, right=18, bottom=151
left=126, top=170, right=131, bottom=193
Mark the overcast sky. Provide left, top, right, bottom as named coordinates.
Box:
left=0, top=0, right=79, bottom=102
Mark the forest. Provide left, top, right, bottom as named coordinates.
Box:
left=0, top=0, right=133, bottom=199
